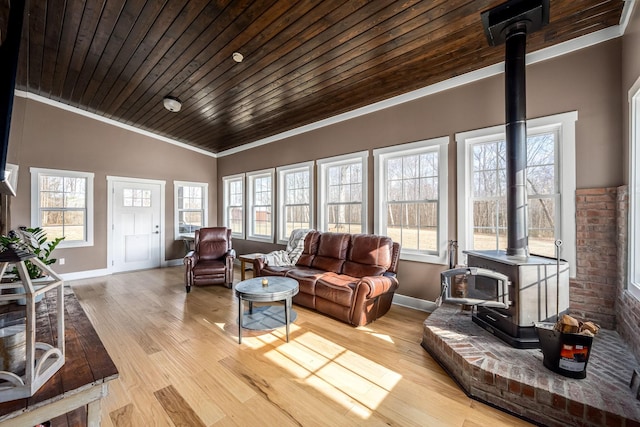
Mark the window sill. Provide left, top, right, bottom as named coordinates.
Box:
left=400, top=252, right=448, bottom=265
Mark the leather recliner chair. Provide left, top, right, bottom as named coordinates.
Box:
left=183, top=227, right=235, bottom=292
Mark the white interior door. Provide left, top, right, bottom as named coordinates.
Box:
left=111, top=179, right=163, bottom=272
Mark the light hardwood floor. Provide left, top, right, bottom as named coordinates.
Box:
left=69, top=266, right=532, bottom=427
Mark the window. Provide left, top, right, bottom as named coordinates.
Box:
left=277, top=162, right=313, bottom=244
left=223, top=174, right=245, bottom=238
left=374, top=137, right=449, bottom=264
left=247, top=169, right=274, bottom=242
left=174, top=181, right=208, bottom=238
left=629, top=81, right=640, bottom=299
left=123, top=188, right=151, bottom=207
left=317, top=151, right=367, bottom=234
left=30, top=168, right=94, bottom=248
left=456, top=111, right=577, bottom=275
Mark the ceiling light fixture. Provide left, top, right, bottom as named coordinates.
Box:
left=232, top=52, right=244, bottom=63
left=163, top=96, right=182, bottom=112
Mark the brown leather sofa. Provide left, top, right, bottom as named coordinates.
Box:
left=184, top=227, right=235, bottom=293
left=253, top=231, right=400, bottom=326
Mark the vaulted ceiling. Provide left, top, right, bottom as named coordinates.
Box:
left=0, top=0, right=625, bottom=154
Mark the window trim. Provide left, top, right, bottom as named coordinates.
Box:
left=222, top=173, right=245, bottom=239
left=246, top=168, right=275, bottom=243
left=455, top=111, right=577, bottom=276
left=30, top=167, right=95, bottom=248
left=317, top=151, right=368, bottom=234
left=277, top=161, right=314, bottom=244
left=173, top=180, right=208, bottom=240
left=373, top=136, right=449, bottom=264
left=629, top=78, right=640, bottom=300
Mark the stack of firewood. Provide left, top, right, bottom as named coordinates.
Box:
left=555, top=314, right=600, bottom=336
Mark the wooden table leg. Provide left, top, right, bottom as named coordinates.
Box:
left=87, top=396, right=101, bottom=427
left=240, top=259, right=247, bottom=281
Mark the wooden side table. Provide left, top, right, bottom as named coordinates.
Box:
left=237, top=253, right=263, bottom=281
left=0, top=287, right=118, bottom=426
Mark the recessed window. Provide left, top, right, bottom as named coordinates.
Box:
left=30, top=167, right=94, bottom=248
left=374, top=137, right=449, bottom=264
left=277, top=162, right=313, bottom=244
left=223, top=174, right=245, bottom=238
left=317, top=151, right=367, bottom=233
left=174, top=181, right=208, bottom=238
left=456, top=111, right=577, bottom=275
left=247, top=169, right=274, bottom=242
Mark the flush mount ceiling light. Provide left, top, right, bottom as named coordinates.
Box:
left=163, top=96, right=182, bottom=112
left=232, top=52, right=244, bottom=63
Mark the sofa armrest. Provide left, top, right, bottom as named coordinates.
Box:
left=224, top=249, right=236, bottom=286
left=184, top=250, right=197, bottom=266
left=360, top=275, right=399, bottom=299
left=252, top=256, right=267, bottom=277
left=184, top=251, right=196, bottom=288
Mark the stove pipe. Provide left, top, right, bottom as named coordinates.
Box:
left=481, top=0, right=549, bottom=257
left=504, top=22, right=528, bottom=257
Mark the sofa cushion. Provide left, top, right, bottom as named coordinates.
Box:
left=296, top=231, right=321, bottom=267
left=315, top=273, right=358, bottom=307
left=286, top=267, right=327, bottom=296
left=311, top=233, right=350, bottom=273
left=342, top=234, right=393, bottom=278
left=192, top=260, right=226, bottom=276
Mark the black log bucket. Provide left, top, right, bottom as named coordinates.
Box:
left=535, top=322, right=593, bottom=379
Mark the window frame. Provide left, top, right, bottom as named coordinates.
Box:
left=456, top=111, right=577, bottom=276
left=30, top=167, right=94, bottom=248
left=317, top=151, right=368, bottom=234
left=246, top=168, right=275, bottom=243
left=373, top=136, right=449, bottom=264
left=277, top=161, right=314, bottom=244
left=629, top=79, right=640, bottom=299
left=222, top=173, right=245, bottom=239
left=174, top=181, right=208, bottom=239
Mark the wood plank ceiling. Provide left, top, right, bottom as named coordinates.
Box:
left=0, top=0, right=625, bottom=154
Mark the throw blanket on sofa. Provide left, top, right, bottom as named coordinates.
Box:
left=263, top=228, right=313, bottom=266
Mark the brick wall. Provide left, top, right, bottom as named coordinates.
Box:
left=569, top=188, right=618, bottom=329
left=616, top=185, right=640, bottom=361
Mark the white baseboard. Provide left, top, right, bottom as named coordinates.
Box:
left=392, top=293, right=437, bottom=313
left=60, top=268, right=111, bottom=281
left=61, top=261, right=185, bottom=282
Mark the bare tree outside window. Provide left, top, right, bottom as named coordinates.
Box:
left=39, top=175, right=87, bottom=241
left=385, top=151, right=439, bottom=252
left=280, top=167, right=311, bottom=239
left=227, top=179, right=243, bottom=235
left=327, top=162, right=362, bottom=233
left=471, top=132, right=557, bottom=257
left=177, top=185, right=204, bottom=234
left=253, top=175, right=272, bottom=237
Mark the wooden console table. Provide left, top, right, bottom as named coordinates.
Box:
left=238, top=253, right=262, bottom=281
left=0, top=287, right=118, bottom=426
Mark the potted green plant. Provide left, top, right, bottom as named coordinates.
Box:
left=0, top=227, right=64, bottom=305
left=0, top=227, right=64, bottom=279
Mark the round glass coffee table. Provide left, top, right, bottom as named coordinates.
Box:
left=234, top=276, right=299, bottom=344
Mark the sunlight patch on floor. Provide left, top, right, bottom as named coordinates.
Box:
left=263, top=330, right=402, bottom=419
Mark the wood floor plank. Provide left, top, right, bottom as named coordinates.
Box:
left=70, top=266, right=534, bottom=427
left=153, top=385, right=206, bottom=427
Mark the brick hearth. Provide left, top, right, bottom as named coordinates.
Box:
left=422, top=303, right=640, bottom=427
